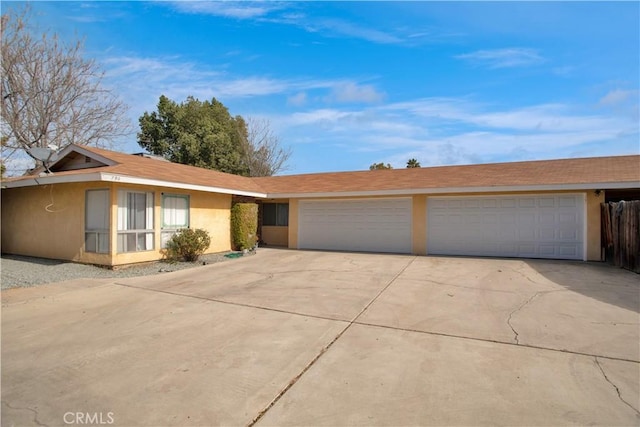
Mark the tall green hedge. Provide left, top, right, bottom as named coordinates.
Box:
left=231, top=203, right=258, bottom=250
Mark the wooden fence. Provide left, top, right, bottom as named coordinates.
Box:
left=601, top=200, right=640, bottom=273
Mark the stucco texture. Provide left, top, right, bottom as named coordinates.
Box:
left=1, top=183, right=232, bottom=266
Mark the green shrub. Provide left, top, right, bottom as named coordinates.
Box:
left=231, top=203, right=258, bottom=250
left=164, top=228, right=211, bottom=262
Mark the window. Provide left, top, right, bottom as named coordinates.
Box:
left=117, top=191, right=154, bottom=252
left=85, top=189, right=110, bottom=253
left=161, top=194, right=190, bottom=248
left=263, top=203, right=289, bottom=226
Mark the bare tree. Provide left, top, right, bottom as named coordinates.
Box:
left=241, top=117, right=291, bottom=176
left=1, top=6, right=130, bottom=172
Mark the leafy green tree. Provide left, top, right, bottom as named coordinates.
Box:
left=138, top=95, right=249, bottom=175
left=369, top=162, right=393, bottom=170
left=406, top=158, right=421, bottom=168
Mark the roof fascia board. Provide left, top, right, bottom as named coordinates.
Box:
left=2, top=172, right=105, bottom=188
left=2, top=172, right=267, bottom=197
left=100, top=173, right=266, bottom=197
left=266, top=181, right=640, bottom=199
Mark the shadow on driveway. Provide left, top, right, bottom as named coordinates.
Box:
left=526, top=259, right=639, bottom=313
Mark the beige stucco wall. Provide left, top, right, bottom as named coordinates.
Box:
left=586, top=190, right=604, bottom=261
left=287, top=199, right=299, bottom=249
left=285, top=190, right=602, bottom=261
left=2, top=184, right=603, bottom=265
left=1, top=182, right=112, bottom=265
left=110, top=184, right=232, bottom=266
left=1, top=183, right=233, bottom=266
left=262, top=226, right=288, bottom=246
left=412, top=195, right=427, bottom=255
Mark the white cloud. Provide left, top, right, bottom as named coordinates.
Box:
left=165, top=3, right=405, bottom=45
left=167, top=1, right=285, bottom=19
left=455, top=48, right=545, bottom=69
left=100, top=54, right=637, bottom=171
left=289, top=109, right=362, bottom=126
left=552, top=66, right=574, bottom=77
left=273, top=95, right=638, bottom=168
left=103, top=55, right=388, bottom=112
left=104, top=55, right=310, bottom=104
left=162, top=2, right=464, bottom=47
left=304, top=18, right=402, bottom=44
left=287, top=92, right=308, bottom=107
left=384, top=98, right=623, bottom=133
left=599, top=89, right=636, bottom=106
left=326, top=82, right=385, bottom=104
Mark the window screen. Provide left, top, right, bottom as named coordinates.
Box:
left=85, top=189, right=110, bottom=253
left=263, top=203, right=289, bottom=226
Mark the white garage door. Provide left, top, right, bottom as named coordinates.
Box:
left=427, top=194, right=585, bottom=260
left=298, top=198, right=412, bottom=253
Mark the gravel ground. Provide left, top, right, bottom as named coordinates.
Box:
left=0, top=252, right=241, bottom=290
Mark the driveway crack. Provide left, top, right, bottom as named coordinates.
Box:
left=247, top=256, right=418, bottom=427
left=506, top=292, right=541, bottom=344
left=594, top=357, right=640, bottom=416
left=506, top=290, right=567, bottom=344
left=2, top=400, right=48, bottom=427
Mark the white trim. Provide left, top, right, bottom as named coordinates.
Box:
left=100, top=173, right=266, bottom=197
left=425, top=192, right=585, bottom=200
left=3, top=172, right=105, bottom=188
left=295, top=196, right=412, bottom=203
left=268, top=181, right=640, bottom=199
left=1, top=171, right=267, bottom=197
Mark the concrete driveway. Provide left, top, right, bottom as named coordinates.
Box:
left=2, top=249, right=639, bottom=426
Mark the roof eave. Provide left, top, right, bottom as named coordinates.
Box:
left=266, top=181, right=640, bottom=199
left=1, top=172, right=267, bottom=198
left=3, top=172, right=637, bottom=199
left=100, top=173, right=266, bottom=197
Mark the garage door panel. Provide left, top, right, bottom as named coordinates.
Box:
left=519, top=198, right=536, bottom=208
left=428, top=194, right=585, bottom=260
left=501, top=199, right=517, bottom=208
left=540, top=228, right=556, bottom=240
left=299, top=198, right=412, bottom=254
left=559, top=196, right=578, bottom=207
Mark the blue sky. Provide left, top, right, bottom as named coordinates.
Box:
left=7, top=1, right=640, bottom=174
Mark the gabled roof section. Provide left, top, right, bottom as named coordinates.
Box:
left=2, top=144, right=266, bottom=197
left=49, top=144, right=117, bottom=172
left=254, top=155, right=640, bottom=197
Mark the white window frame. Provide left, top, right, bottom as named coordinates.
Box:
left=117, top=190, right=154, bottom=253
left=85, top=189, right=110, bottom=253
left=161, top=193, right=190, bottom=248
